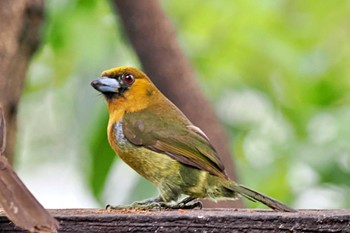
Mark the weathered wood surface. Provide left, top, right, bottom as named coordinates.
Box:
left=1, top=208, right=350, bottom=232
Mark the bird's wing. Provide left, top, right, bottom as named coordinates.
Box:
left=122, top=109, right=227, bottom=179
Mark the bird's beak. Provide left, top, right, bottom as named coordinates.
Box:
left=90, top=76, right=120, bottom=93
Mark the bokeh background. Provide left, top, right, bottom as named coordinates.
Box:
left=15, top=0, right=350, bottom=209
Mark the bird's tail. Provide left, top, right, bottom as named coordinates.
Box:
left=227, top=182, right=296, bottom=212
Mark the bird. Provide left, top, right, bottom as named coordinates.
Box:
left=91, top=66, right=295, bottom=212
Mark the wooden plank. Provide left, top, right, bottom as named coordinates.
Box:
left=1, top=208, right=349, bottom=232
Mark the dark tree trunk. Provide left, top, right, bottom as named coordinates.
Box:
left=112, top=0, right=242, bottom=208
left=0, top=0, right=44, bottom=164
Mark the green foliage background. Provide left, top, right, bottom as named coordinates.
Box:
left=16, top=0, right=350, bottom=208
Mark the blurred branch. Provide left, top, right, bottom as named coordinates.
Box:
left=0, top=107, right=59, bottom=232
left=0, top=0, right=44, bottom=164
left=0, top=107, right=5, bottom=155
left=112, top=0, right=242, bottom=208
left=0, top=157, right=59, bottom=232
left=0, top=1, right=59, bottom=231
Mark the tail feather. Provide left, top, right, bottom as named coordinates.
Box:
left=231, top=184, right=296, bottom=212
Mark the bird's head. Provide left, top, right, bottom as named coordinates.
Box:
left=91, top=66, right=158, bottom=113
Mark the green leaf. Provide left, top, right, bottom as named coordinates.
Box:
left=87, top=111, right=116, bottom=201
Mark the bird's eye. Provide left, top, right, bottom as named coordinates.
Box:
left=123, top=74, right=135, bottom=84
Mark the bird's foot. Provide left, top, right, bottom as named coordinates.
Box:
left=106, top=197, right=202, bottom=210
left=106, top=202, right=162, bottom=211
left=159, top=200, right=202, bottom=209
left=106, top=197, right=163, bottom=210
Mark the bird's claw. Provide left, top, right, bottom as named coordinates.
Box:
left=192, top=201, right=203, bottom=209
left=158, top=200, right=202, bottom=210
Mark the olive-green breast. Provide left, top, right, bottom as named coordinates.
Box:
left=109, top=120, right=181, bottom=185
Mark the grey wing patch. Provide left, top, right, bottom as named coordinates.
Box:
left=114, top=121, right=129, bottom=145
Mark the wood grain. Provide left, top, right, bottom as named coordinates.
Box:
left=1, top=208, right=348, bottom=232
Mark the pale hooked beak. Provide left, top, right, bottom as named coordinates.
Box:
left=90, top=76, right=120, bottom=93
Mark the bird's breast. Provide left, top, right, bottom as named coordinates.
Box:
left=108, top=120, right=180, bottom=185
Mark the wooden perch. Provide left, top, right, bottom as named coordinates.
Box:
left=0, top=208, right=349, bottom=232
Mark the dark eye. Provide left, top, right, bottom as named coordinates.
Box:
left=123, top=74, right=135, bottom=84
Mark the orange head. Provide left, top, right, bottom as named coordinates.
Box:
left=91, top=66, right=161, bottom=116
